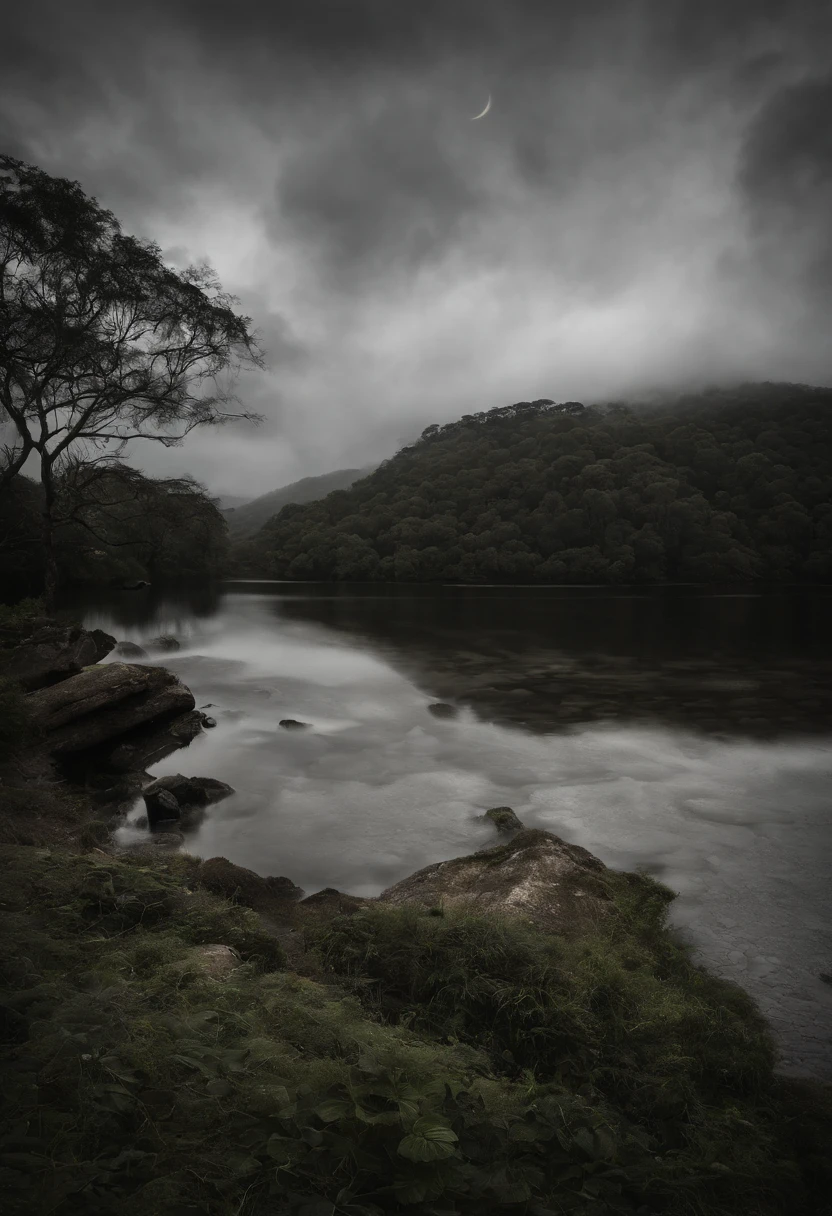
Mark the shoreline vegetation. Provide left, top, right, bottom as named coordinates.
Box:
left=1, top=601, right=831, bottom=1216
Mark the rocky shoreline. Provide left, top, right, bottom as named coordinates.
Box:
left=3, top=612, right=832, bottom=1215
left=1, top=614, right=615, bottom=931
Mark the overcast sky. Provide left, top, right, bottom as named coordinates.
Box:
left=3, top=0, right=832, bottom=498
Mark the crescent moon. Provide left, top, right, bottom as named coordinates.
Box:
left=471, top=95, right=492, bottom=120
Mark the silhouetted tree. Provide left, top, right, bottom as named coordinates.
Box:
left=0, top=154, right=263, bottom=606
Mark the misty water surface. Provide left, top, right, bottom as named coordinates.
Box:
left=67, top=582, right=832, bottom=1081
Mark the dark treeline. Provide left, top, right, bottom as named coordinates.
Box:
left=234, top=383, right=832, bottom=584
left=0, top=464, right=227, bottom=599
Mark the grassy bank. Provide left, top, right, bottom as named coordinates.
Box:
left=1, top=835, right=830, bottom=1216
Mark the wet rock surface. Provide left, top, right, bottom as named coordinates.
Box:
left=380, top=828, right=614, bottom=937
left=115, top=641, right=148, bottom=659
left=0, top=624, right=115, bottom=691
left=144, top=788, right=180, bottom=827
left=279, top=718, right=311, bottom=730
left=142, top=774, right=234, bottom=807
left=27, top=663, right=196, bottom=755
left=146, top=635, right=180, bottom=652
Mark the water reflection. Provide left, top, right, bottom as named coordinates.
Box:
left=66, top=583, right=832, bottom=1080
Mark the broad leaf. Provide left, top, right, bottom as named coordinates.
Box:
left=398, top=1118, right=459, bottom=1163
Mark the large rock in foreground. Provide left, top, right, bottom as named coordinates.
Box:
left=379, top=829, right=614, bottom=937
left=27, top=663, right=195, bottom=755
left=1, top=624, right=116, bottom=691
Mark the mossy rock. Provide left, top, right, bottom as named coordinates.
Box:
left=482, top=805, right=524, bottom=833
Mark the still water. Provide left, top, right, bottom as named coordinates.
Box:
left=66, top=582, right=832, bottom=1080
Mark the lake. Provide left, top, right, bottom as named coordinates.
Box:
left=63, top=581, right=832, bottom=1081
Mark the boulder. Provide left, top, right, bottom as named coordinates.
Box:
left=482, top=806, right=525, bottom=833
left=27, top=663, right=196, bottom=755
left=0, top=625, right=116, bottom=691
left=115, top=641, right=148, bottom=659
left=192, top=943, right=240, bottom=978
left=142, top=774, right=234, bottom=807
left=104, top=710, right=204, bottom=772
left=144, top=787, right=180, bottom=827
left=201, top=715, right=217, bottom=728
left=146, top=635, right=180, bottom=652
left=195, top=857, right=270, bottom=908
left=265, top=875, right=305, bottom=901
left=279, top=719, right=310, bottom=730
left=428, top=702, right=458, bottom=719
left=379, top=829, right=614, bottom=937
left=195, top=857, right=305, bottom=910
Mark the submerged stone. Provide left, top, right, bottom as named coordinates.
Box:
left=115, top=641, right=148, bottom=659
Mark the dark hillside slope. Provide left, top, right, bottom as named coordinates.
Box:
left=236, top=384, right=832, bottom=583
left=224, top=466, right=376, bottom=538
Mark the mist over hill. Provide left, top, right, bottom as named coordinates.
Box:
left=223, top=466, right=377, bottom=539
left=231, top=383, right=832, bottom=584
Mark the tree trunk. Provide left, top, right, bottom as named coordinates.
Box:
left=41, top=459, right=59, bottom=615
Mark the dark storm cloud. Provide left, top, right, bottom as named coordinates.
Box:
left=2, top=1, right=832, bottom=495
left=739, top=74, right=832, bottom=295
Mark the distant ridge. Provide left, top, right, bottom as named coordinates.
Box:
left=224, top=466, right=376, bottom=538
left=215, top=494, right=251, bottom=511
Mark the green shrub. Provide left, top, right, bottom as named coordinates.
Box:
left=0, top=596, right=44, bottom=631
left=0, top=845, right=827, bottom=1216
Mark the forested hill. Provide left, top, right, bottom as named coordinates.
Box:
left=232, top=383, right=832, bottom=584
left=224, top=466, right=376, bottom=538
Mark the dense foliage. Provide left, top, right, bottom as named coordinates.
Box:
left=1, top=843, right=830, bottom=1216
left=0, top=466, right=227, bottom=599
left=236, top=384, right=832, bottom=583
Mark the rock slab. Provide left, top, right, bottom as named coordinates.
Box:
left=379, top=828, right=613, bottom=937
left=27, top=662, right=195, bottom=755
left=104, top=710, right=204, bottom=772
left=1, top=625, right=116, bottom=691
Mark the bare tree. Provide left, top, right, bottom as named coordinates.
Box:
left=0, top=154, right=263, bottom=607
